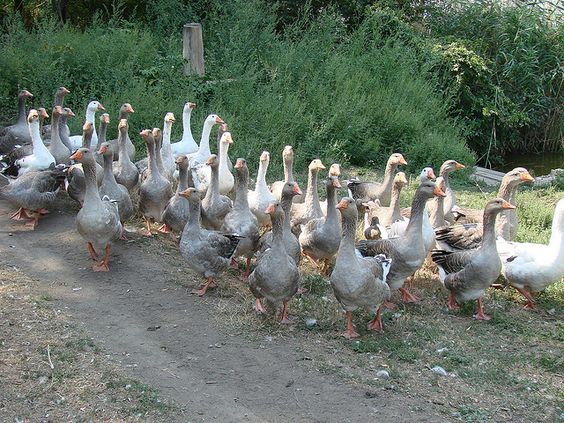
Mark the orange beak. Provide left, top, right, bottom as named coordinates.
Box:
left=62, top=87, right=70, bottom=94
left=502, top=200, right=516, bottom=209
left=336, top=199, right=349, bottom=210
left=433, top=184, right=447, bottom=197
left=98, top=146, right=107, bottom=155
left=188, top=102, right=197, bottom=109
left=24, top=90, right=33, bottom=98
left=54, top=106, right=62, bottom=114
left=264, top=203, right=277, bottom=214
left=97, top=103, right=105, bottom=111
left=206, top=155, right=215, bottom=165
left=127, top=105, right=134, bottom=113
left=520, top=172, right=534, bottom=182
left=427, top=169, right=436, bottom=179
left=293, top=184, right=302, bottom=196
left=399, top=155, right=407, bottom=165
left=455, top=162, right=465, bottom=170
left=332, top=178, right=342, bottom=188
left=67, top=109, right=75, bottom=117
left=179, top=189, right=190, bottom=198
left=223, top=133, right=233, bottom=144
left=215, top=116, right=225, bottom=124
left=235, top=159, right=244, bottom=169
left=40, top=109, right=49, bottom=119
left=70, top=150, right=83, bottom=161
left=102, top=114, right=110, bottom=124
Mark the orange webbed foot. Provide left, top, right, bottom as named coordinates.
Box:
left=341, top=328, right=360, bottom=339
left=92, top=262, right=109, bottom=272
left=384, top=300, right=397, bottom=310
left=399, top=287, right=419, bottom=303
left=254, top=298, right=266, bottom=313
left=367, top=308, right=384, bottom=331
left=10, top=208, right=32, bottom=221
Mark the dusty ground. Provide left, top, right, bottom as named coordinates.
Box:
left=1, top=196, right=444, bottom=422
left=1, top=193, right=562, bottom=422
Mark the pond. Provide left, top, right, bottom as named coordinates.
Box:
left=494, top=151, right=564, bottom=176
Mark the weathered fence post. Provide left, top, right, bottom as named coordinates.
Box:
left=183, top=23, right=205, bottom=76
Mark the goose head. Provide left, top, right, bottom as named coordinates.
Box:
left=164, top=112, right=176, bottom=124
left=282, top=145, right=294, bottom=161
left=179, top=187, right=199, bottom=201
left=328, top=175, right=342, bottom=189
left=63, top=107, right=75, bottom=118
left=121, top=103, right=134, bottom=114
left=440, top=160, right=465, bottom=175
left=87, top=101, right=105, bottom=113
left=184, top=102, right=197, bottom=112
left=308, top=159, right=325, bottom=172
left=264, top=201, right=282, bottom=216
left=100, top=113, right=110, bottom=125
left=152, top=128, right=162, bottom=148
left=485, top=198, right=516, bottom=217
left=38, top=107, right=49, bottom=120
left=283, top=181, right=302, bottom=198
left=97, top=141, right=113, bottom=158
left=118, top=118, right=128, bottom=134
left=329, top=163, right=341, bottom=177
left=57, top=86, right=70, bottom=96
left=419, top=167, right=436, bottom=182
left=176, top=155, right=189, bottom=170
left=389, top=153, right=407, bottom=167
left=206, top=154, right=219, bottom=168
left=27, top=109, right=40, bottom=125
left=52, top=105, right=63, bottom=118
left=205, top=114, right=224, bottom=125
left=260, top=151, right=270, bottom=164
left=20, top=89, right=33, bottom=99
left=336, top=197, right=358, bottom=219
left=139, top=128, right=154, bottom=146
left=505, top=167, right=534, bottom=186
left=417, top=180, right=445, bottom=200
left=220, top=132, right=233, bottom=145
left=394, top=171, right=408, bottom=188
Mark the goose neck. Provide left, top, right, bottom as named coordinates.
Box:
left=97, top=122, right=107, bottom=149
left=205, top=164, right=220, bottom=201
left=270, top=212, right=285, bottom=247
left=284, top=156, right=294, bottom=182
left=305, top=169, right=319, bottom=206
left=381, top=162, right=397, bottom=190
left=255, top=160, right=269, bottom=191
left=50, top=113, right=62, bottom=147
left=218, top=141, right=230, bottom=171
left=338, top=212, right=358, bottom=257
left=147, top=141, right=159, bottom=175
left=234, top=171, right=249, bottom=209
left=325, top=185, right=338, bottom=224
left=404, top=191, right=428, bottom=239
left=182, top=109, right=193, bottom=141
left=430, top=195, right=445, bottom=228
left=389, top=184, right=403, bottom=221
left=178, top=166, right=189, bottom=192
left=185, top=198, right=201, bottom=232
left=481, top=209, right=500, bottom=247
left=17, top=96, right=27, bottom=123
left=198, top=121, right=213, bottom=156
left=83, top=158, right=101, bottom=203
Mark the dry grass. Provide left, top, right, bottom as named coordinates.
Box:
left=0, top=265, right=178, bottom=421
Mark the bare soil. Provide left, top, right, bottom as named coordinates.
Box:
left=0, top=197, right=446, bottom=422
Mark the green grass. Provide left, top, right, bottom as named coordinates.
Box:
left=105, top=376, right=176, bottom=416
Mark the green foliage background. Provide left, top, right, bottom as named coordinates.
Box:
left=0, top=0, right=561, bottom=174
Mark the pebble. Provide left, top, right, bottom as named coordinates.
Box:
left=431, top=366, right=448, bottom=376
left=38, top=376, right=48, bottom=385
left=547, top=308, right=555, bottom=315
left=305, top=318, right=317, bottom=329
left=375, top=370, right=390, bottom=379
left=436, top=347, right=448, bottom=354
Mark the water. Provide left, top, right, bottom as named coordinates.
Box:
left=494, top=151, right=564, bottom=176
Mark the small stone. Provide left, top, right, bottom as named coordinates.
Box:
left=431, top=366, right=448, bottom=376
left=547, top=308, right=556, bottom=315
left=392, top=312, right=402, bottom=319
left=125, top=384, right=132, bottom=390
left=305, top=318, right=317, bottom=329
left=375, top=370, right=390, bottom=379
left=38, top=376, right=48, bottom=385
left=436, top=347, right=448, bottom=354
left=8, top=233, right=13, bottom=236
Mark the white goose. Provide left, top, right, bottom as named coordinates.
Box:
left=171, top=102, right=197, bottom=156
left=497, top=198, right=564, bottom=309
left=249, top=151, right=276, bottom=227
left=16, top=110, right=55, bottom=176
left=217, top=131, right=234, bottom=195
left=160, top=112, right=176, bottom=181
left=189, top=114, right=224, bottom=192
left=68, top=101, right=105, bottom=150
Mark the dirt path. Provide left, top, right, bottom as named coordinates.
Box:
left=0, top=198, right=443, bottom=422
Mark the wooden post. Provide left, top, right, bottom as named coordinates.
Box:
left=183, top=23, right=205, bottom=76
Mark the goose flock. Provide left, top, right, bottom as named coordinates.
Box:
left=1, top=88, right=562, bottom=338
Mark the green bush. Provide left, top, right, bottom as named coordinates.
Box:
left=0, top=0, right=475, bottom=174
